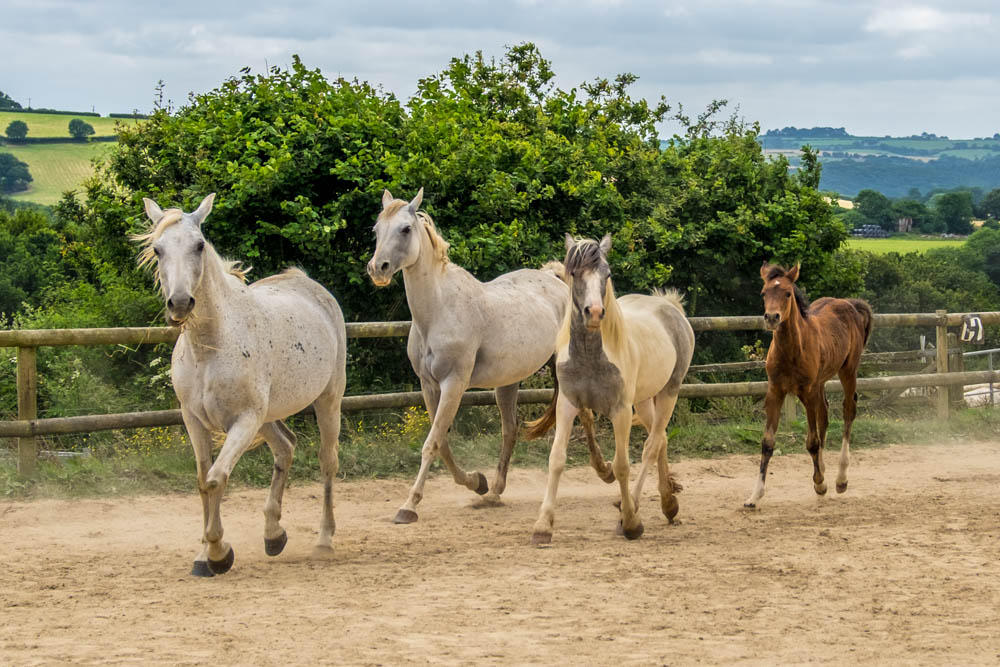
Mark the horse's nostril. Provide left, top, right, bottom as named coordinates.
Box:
left=584, top=306, right=591, bottom=316
left=167, top=298, right=174, bottom=309
left=188, top=297, right=195, bottom=310
left=380, top=262, right=389, bottom=272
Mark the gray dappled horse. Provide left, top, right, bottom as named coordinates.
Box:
left=367, top=189, right=610, bottom=524
left=528, top=234, right=694, bottom=544
left=137, top=194, right=346, bottom=576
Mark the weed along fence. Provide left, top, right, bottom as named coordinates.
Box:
left=3, top=309, right=1000, bottom=475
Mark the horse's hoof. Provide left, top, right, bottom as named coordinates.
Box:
left=815, top=482, right=828, bottom=496
left=622, top=521, right=644, bottom=541
left=208, top=546, right=235, bottom=575
left=531, top=531, right=552, bottom=546
left=190, top=560, right=215, bottom=578
left=742, top=502, right=757, bottom=510
left=473, top=472, right=489, bottom=496
left=312, top=544, right=335, bottom=558
left=264, top=530, right=288, bottom=557
left=836, top=481, right=848, bottom=494
left=472, top=492, right=504, bottom=508
left=600, top=469, right=616, bottom=484
left=394, top=509, right=418, bottom=524
left=662, top=496, right=679, bottom=522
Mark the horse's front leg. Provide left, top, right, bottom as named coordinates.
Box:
left=531, top=395, right=579, bottom=545
left=181, top=409, right=216, bottom=577
left=481, top=382, right=519, bottom=506
left=394, top=376, right=476, bottom=523
left=744, top=387, right=785, bottom=508
left=580, top=409, right=615, bottom=483
left=804, top=389, right=828, bottom=495
left=258, top=420, right=296, bottom=557
left=629, top=398, right=657, bottom=502
left=611, top=405, right=643, bottom=539
left=203, top=413, right=264, bottom=574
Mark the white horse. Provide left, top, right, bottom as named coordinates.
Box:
left=529, top=234, right=694, bottom=544
left=137, top=194, right=347, bottom=576
left=367, top=189, right=610, bottom=524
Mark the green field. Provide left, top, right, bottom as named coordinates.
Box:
left=0, top=111, right=137, bottom=138
left=3, top=142, right=113, bottom=205
left=845, top=236, right=966, bottom=254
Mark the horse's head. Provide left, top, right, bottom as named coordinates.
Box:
left=367, top=189, right=425, bottom=287
left=759, top=261, right=800, bottom=330
left=564, top=233, right=613, bottom=330
left=141, top=194, right=215, bottom=327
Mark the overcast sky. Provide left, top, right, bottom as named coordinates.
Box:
left=4, top=0, right=997, bottom=138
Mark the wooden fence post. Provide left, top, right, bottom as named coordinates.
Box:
left=947, top=332, right=964, bottom=409
left=935, top=310, right=949, bottom=420
left=782, top=393, right=797, bottom=422
left=16, top=346, right=38, bottom=475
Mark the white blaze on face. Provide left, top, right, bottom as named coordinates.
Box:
left=583, top=271, right=604, bottom=326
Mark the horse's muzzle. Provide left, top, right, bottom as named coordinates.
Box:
left=763, top=312, right=780, bottom=330
left=367, top=258, right=393, bottom=287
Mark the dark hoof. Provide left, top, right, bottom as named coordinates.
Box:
left=836, top=481, right=848, bottom=494
left=190, top=560, right=215, bottom=578
left=600, top=468, right=616, bottom=484
left=531, top=531, right=552, bottom=546
left=815, top=483, right=828, bottom=496
left=208, top=546, right=235, bottom=575
left=743, top=502, right=757, bottom=510
left=622, top=521, right=644, bottom=541
left=473, top=472, right=489, bottom=496
left=264, top=530, right=288, bottom=557
left=394, top=508, right=418, bottom=524
left=662, top=496, right=679, bottom=523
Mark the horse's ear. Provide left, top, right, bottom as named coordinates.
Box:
left=599, top=233, right=612, bottom=256
left=191, top=193, right=215, bottom=227
left=759, top=260, right=771, bottom=281
left=143, top=197, right=165, bottom=224
left=786, top=263, right=800, bottom=283
left=408, top=188, right=424, bottom=214
left=564, top=233, right=575, bottom=252
left=382, top=189, right=394, bottom=209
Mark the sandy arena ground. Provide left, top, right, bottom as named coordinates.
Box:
left=1, top=439, right=999, bottom=665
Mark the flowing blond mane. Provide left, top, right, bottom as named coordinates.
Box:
left=133, top=209, right=248, bottom=286
left=380, top=201, right=450, bottom=267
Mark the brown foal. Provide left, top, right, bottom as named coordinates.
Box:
left=744, top=262, right=872, bottom=508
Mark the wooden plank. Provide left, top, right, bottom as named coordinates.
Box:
left=936, top=310, right=950, bottom=420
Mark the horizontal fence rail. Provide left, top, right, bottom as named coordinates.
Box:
left=4, top=310, right=1000, bottom=474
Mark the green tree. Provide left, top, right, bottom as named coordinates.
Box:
left=68, top=118, right=96, bottom=139
left=854, top=189, right=894, bottom=230
left=891, top=198, right=932, bottom=231
left=5, top=120, right=28, bottom=140
left=0, top=152, right=32, bottom=193
left=977, top=187, right=1000, bottom=219
left=0, top=89, right=21, bottom=110
left=930, top=191, right=974, bottom=235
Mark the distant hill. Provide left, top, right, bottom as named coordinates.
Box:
left=758, top=127, right=1000, bottom=197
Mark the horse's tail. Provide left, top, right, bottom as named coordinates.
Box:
left=849, top=298, right=873, bottom=345
left=525, top=356, right=560, bottom=439
left=652, top=287, right=686, bottom=314
left=540, top=260, right=566, bottom=282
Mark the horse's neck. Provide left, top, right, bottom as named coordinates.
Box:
left=401, top=242, right=469, bottom=332
left=182, top=252, right=240, bottom=352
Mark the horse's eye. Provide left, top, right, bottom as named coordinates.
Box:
left=195, top=241, right=205, bottom=253
left=784, top=293, right=791, bottom=299
left=400, top=226, right=411, bottom=235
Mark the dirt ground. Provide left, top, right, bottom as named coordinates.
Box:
left=1, top=439, right=999, bottom=666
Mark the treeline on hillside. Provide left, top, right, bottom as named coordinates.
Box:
left=820, top=155, right=1000, bottom=198
left=838, top=187, right=999, bottom=235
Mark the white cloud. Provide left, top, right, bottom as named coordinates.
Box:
left=865, top=6, right=990, bottom=36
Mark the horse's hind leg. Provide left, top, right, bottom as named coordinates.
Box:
left=652, top=392, right=682, bottom=523
left=258, top=420, right=296, bottom=557
left=837, top=369, right=858, bottom=494
left=629, top=398, right=657, bottom=501
left=804, top=390, right=828, bottom=496
left=581, top=409, right=615, bottom=483
left=313, top=393, right=343, bottom=551
left=481, top=382, right=519, bottom=506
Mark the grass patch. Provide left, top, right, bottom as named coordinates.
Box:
left=4, top=403, right=1000, bottom=499
left=3, top=142, right=113, bottom=205
left=844, top=236, right=966, bottom=254
left=0, top=111, right=134, bottom=138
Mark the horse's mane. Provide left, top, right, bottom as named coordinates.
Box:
left=381, top=200, right=450, bottom=267
left=557, top=238, right=626, bottom=355
left=133, top=209, right=248, bottom=285
left=764, top=265, right=809, bottom=318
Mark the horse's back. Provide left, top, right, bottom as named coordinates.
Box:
left=806, top=296, right=870, bottom=373
left=618, top=293, right=695, bottom=399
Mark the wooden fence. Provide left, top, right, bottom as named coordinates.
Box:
left=3, top=309, right=999, bottom=475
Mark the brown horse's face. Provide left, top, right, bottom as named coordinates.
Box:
left=760, top=263, right=800, bottom=330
